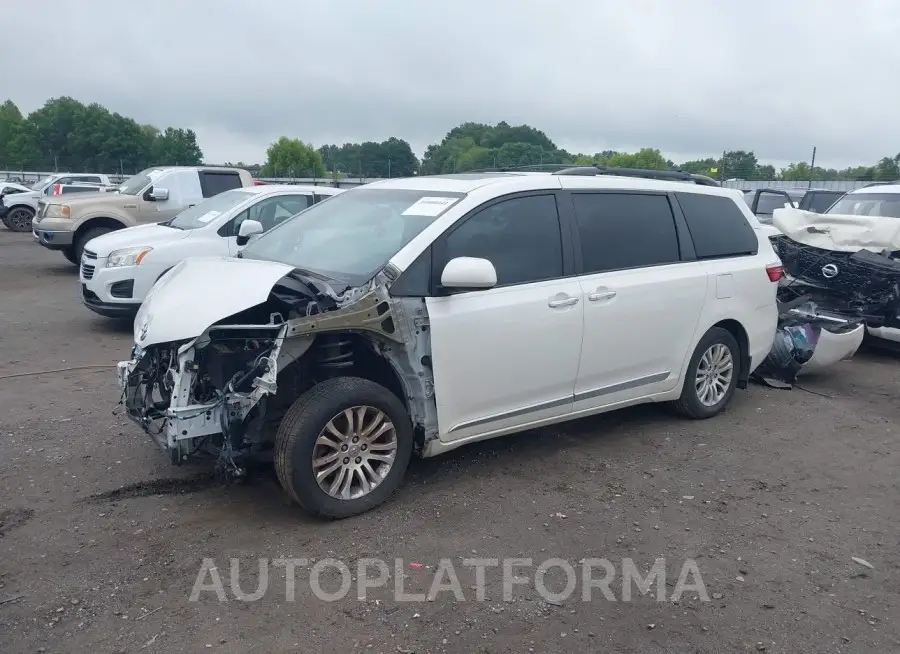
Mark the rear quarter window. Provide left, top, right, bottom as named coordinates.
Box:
left=674, top=192, right=759, bottom=259
left=198, top=171, right=243, bottom=198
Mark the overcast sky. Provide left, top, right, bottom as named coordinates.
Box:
left=3, top=0, right=897, bottom=170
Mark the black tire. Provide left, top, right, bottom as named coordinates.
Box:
left=274, top=376, right=413, bottom=519
left=73, top=226, right=113, bottom=265
left=62, top=247, right=78, bottom=264
left=5, top=206, right=34, bottom=232
left=671, top=327, right=741, bottom=419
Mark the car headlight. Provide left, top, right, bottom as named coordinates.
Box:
left=45, top=204, right=70, bottom=218
left=107, top=247, right=152, bottom=268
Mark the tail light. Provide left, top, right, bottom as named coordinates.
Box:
left=766, top=262, right=784, bottom=282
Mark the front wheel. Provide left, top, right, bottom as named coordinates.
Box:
left=671, top=327, right=741, bottom=419
left=5, top=206, right=34, bottom=232
left=274, top=377, right=413, bottom=519
left=62, top=247, right=78, bottom=264
left=73, top=226, right=113, bottom=265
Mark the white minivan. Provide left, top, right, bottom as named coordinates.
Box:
left=117, top=168, right=780, bottom=518
left=80, top=185, right=343, bottom=318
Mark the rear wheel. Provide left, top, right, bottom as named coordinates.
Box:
left=73, top=226, right=113, bottom=265
left=5, top=206, right=34, bottom=232
left=274, top=377, right=413, bottom=519
left=62, top=247, right=77, bottom=264
left=671, top=327, right=741, bottom=419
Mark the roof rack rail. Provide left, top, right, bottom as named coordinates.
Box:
left=466, top=164, right=575, bottom=173
left=552, top=165, right=720, bottom=187
left=859, top=181, right=897, bottom=188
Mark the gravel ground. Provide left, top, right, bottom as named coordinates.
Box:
left=0, top=230, right=898, bottom=654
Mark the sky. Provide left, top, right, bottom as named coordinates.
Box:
left=3, top=0, right=898, bottom=171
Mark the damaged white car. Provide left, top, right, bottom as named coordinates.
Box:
left=117, top=169, right=780, bottom=518
left=756, top=184, right=900, bottom=383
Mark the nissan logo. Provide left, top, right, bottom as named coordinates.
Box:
left=821, top=263, right=839, bottom=279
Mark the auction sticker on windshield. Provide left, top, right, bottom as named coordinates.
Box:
left=401, top=197, right=457, bottom=217
left=197, top=211, right=221, bottom=224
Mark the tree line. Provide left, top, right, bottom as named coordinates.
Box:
left=0, top=97, right=203, bottom=173
left=2, top=98, right=898, bottom=182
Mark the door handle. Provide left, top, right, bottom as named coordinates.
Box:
left=588, top=291, right=617, bottom=302
left=548, top=296, right=579, bottom=308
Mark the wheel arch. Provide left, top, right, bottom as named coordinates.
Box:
left=5, top=202, right=35, bottom=213
left=74, top=216, right=128, bottom=245
left=710, top=318, right=750, bottom=389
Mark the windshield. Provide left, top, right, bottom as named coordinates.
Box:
left=806, top=192, right=843, bottom=213
left=241, top=188, right=465, bottom=285
left=31, top=176, right=55, bottom=191
left=756, top=194, right=797, bottom=215
left=825, top=193, right=900, bottom=218
left=117, top=168, right=165, bottom=196
left=167, top=189, right=255, bottom=230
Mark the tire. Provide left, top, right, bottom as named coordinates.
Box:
left=62, top=247, right=78, bottom=264
left=5, top=206, right=34, bottom=232
left=274, top=376, right=413, bottom=519
left=671, top=327, right=741, bottom=419
left=73, top=226, right=113, bottom=265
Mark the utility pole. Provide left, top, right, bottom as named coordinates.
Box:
left=809, top=146, right=817, bottom=189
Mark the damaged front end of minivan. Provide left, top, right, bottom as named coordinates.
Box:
left=116, top=257, right=438, bottom=479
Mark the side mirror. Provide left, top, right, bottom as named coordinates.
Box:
left=236, top=219, right=263, bottom=246
left=440, top=256, right=497, bottom=291
left=149, top=187, right=169, bottom=202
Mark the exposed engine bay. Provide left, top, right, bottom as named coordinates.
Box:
left=753, top=207, right=900, bottom=386
left=117, top=266, right=437, bottom=478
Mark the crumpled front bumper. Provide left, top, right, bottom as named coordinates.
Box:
left=117, top=347, right=232, bottom=459
left=117, top=329, right=289, bottom=464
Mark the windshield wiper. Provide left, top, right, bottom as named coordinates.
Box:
left=288, top=267, right=342, bottom=285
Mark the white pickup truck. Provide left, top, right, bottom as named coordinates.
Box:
left=1, top=173, right=112, bottom=232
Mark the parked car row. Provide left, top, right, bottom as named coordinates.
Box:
left=6, top=164, right=894, bottom=519
left=0, top=172, right=113, bottom=232
left=742, top=187, right=845, bottom=222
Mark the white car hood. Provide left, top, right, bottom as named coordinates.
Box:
left=2, top=190, right=39, bottom=206
left=134, top=257, right=295, bottom=346
left=772, top=207, right=900, bottom=252
left=86, top=222, right=191, bottom=255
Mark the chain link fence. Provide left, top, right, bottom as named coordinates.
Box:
left=3, top=148, right=898, bottom=191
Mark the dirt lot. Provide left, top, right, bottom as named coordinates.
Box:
left=0, top=230, right=898, bottom=653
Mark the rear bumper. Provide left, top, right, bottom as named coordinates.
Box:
left=0, top=204, right=8, bottom=218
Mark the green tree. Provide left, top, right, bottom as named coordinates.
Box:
left=260, top=136, right=325, bottom=177
left=0, top=100, right=26, bottom=167
left=719, top=150, right=759, bottom=179
left=676, top=158, right=719, bottom=175
left=602, top=148, right=669, bottom=170
left=318, top=138, right=418, bottom=177
left=151, top=127, right=203, bottom=166
left=421, top=121, right=570, bottom=174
